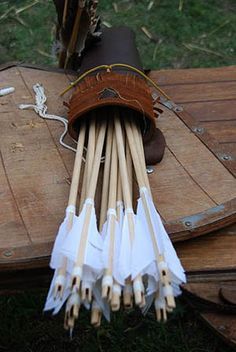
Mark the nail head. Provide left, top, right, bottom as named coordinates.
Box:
left=3, top=250, right=13, bottom=257
left=146, top=166, right=154, bottom=174
left=185, top=221, right=192, bottom=227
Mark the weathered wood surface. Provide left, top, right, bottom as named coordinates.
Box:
left=176, top=224, right=236, bottom=279
left=150, top=67, right=236, bottom=168
left=0, top=64, right=236, bottom=272
left=201, top=313, right=236, bottom=347
left=183, top=281, right=236, bottom=347
left=183, top=281, right=236, bottom=311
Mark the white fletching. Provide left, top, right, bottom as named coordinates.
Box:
left=93, top=279, right=111, bottom=322
left=102, top=210, right=122, bottom=284
left=50, top=207, right=76, bottom=270
left=44, top=271, right=71, bottom=315
left=117, top=211, right=133, bottom=284
left=61, top=202, right=103, bottom=275
left=136, top=187, right=186, bottom=285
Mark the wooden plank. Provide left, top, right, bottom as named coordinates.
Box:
left=183, top=281, right=236, bottom=347
left=149, top=149, right=215, bottom=222
left=0, top=64, right=235, bottom=271
left=18, top=67, right=75, bottom=175
left=0, top=67, right=31, bottom=114
left=0, top=152, right=30, bottom=249
left=183, top=281, right=236, bottom=310
left=0, top=67, right=31, bottom=249
left=0, top=67, right=70, bottom=245
left=18, top=66, right=236, bottom=221
left=199, top=120, right=236, bottom=144
left=220, top=286, right=236, bottom=305
left=217, top=143, right=236, bottom=160
left=149, top=66, right=236, bottom=85
left=174, top=110, right=236, bottom=177
left=201, top=313, right=236, bottom=346
left=156, top=105, right=236, bottom=204
left=22, top=66, right=235, bottom=219
left=155, top=81, right=236, bottom=104
left=182, top=100, right=236, bottom=123
left=176, top=224, right=236, bottom=273
left=166, top=198, right=236, bottom=243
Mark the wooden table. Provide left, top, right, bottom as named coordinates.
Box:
left=0, top=63, right=235, bottom=272
left=0, top=63, right=235, bottom=344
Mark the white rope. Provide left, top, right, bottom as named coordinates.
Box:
left=19, top=83, right=77, bottom=153
left=19, top=83, right=105, bottom=162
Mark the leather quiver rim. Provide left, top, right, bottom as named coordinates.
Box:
left=68, top=70, right=156, bottom=141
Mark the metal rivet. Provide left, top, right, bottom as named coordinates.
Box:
left=146, top=166, right=154, bottom=174
left=218, top=325, right=226, bottom=331
left=152, top=92, right=159, bottom=100
left=174, top=106, right=183, bottom=112
left=185, top=221, right=192, bottom=227
left=193, top=127, right=204, bottom=134
left=3, top=250, right=13, bottom=257
left=223, top=155, right=230, bottom=161
left=219, top=154, right=232, bottom=161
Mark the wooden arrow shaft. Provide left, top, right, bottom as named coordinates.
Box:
left=125, top=120, right=175, bottom=307
left=68, top=122, right=86, bottom=208
left=99, top=120, right=113, bottom=230
left=64, top=0, right=85, bottom=68
left=76, top=120, right=107, bottom=268
left=87, top=120, right=107, bottom=200
left=54, top=122, right=86, bottom=296
left=131, top=119, right=150, bottom=192
left=114, top=114, right=133, bottom=210
left=86, top=118, right=96, bottom=194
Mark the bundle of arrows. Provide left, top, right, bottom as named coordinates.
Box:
left=44, top=26, right=186, bottom=332
left=44, top=109, right=186, bottom=329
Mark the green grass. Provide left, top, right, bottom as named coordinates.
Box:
left=0, top=1, right=236, bottom=351
left=0, top=292, right=234, bottom=352
left=0, top=0, right=235, bottom=69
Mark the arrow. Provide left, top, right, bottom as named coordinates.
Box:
left=124, top=118, right=186, bottom=320
left=114, top=112, right=145, bottom=307
left=44, top=122, right=86, bottom=313
left=62, top=119, right=107, bottom=329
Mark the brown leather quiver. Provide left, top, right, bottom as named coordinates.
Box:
left=67, top=26, right=165, bottom=165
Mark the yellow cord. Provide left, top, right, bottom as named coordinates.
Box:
left=60, top=63, right=171, bottom=100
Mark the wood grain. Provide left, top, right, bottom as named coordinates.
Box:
left=1, top=63, right=235, bottom=344
left=182, top=100, right=236, bottom=122
left=18, top=67, right=75, bottom=174
left=183, top=281, right=236, bottom=307
left=0, top=64, right=235, bottom=274
left=199, top=120, right=236, bottom=144
left=0, top=151, right=29, bottom=248
left=155, top=105, right=236, bottom=205
left=176, top=224, right=236, bottom=273
left=0, top=67, right=70, bottom=246
left=149, top=66, right=236, bottom=85
left=149, top=148, right=215, bottom=222
left=157, top=81, right=236, bottom=104
left=218, top=143, right=236, bottom=160
left=201, top=313, right=236, bottom=346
